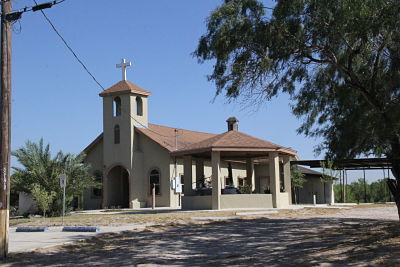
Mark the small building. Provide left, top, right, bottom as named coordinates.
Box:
left=82, top=60, right=334, bottom=210
left=294, top=167, right=335, bottom=205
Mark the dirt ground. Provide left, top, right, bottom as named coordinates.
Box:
left=3, top=205, right=400, bottom=266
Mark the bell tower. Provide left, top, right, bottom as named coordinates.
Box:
left=99, top=58, right=151, bottom=170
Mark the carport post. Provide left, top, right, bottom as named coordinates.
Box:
left=363, top=169, right=367, bottom=203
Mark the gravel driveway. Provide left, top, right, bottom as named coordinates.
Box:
left=2, top=205, right=399, bottom=266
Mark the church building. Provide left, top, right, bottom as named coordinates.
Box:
left=82, top=59, right=334, bottom=210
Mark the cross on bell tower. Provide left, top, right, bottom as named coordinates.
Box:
left=116, top=58, right=132, bottom=81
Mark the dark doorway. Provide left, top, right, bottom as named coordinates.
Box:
left=106, top=166, right=130, bottom=208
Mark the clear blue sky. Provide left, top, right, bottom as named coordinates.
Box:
left=9, top=0, right=388, bottom=182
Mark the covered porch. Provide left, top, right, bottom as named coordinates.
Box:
left=171, top=124, right=297, bottom=210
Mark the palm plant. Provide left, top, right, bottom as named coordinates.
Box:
left=12, top=138, right=98, bottom=216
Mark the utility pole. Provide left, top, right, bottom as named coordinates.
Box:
left=0, top=0, right=61, bottom=259
left=0, top=0, right=12, bottom=260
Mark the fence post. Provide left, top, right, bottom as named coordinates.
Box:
left=152, top=184, right=155, bottom=209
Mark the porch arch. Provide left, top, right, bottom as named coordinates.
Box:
left=104, top=165, right=130, bottom=208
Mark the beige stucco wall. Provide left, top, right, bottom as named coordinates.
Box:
left=182, top=195, right=212, bottom=210
left=102, top=93, right=151, bottom=208
left=168, top=158, right=188, bottom=208
left=182, top=194, right=274, bottom=210
left=298, top=176, right=332, bottom=204
left=135, top=132, right=173, bottom=208
left=131, top=95, right=148, bottom=127
left=276, top=192, right=289, bottom=208
left=83, top=138, right=104, bottom=210
left=18, top=192, right=38, bottom=215
left=220, top=194, right=273, bottom=209
left=103, top=94, right=134, bottom=170
left=254, top=163, right=270, bottom=193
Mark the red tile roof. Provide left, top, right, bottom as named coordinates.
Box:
left=99, top=80, right=151, bottom=97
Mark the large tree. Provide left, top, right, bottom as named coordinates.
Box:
left=195, top=0, right=400, bottom=218
left=12, top=139, right=97, bottom=216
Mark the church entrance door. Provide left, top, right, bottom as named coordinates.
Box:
left=106, top=166, right=130, bottom=208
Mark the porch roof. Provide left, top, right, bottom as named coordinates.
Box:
left=99, top=80, right=152, bottom=97
left=171, top=130, right=297, bottom=158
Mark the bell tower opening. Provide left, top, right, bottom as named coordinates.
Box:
left=136, top=96, right=143, bottom=116
left=113, top=97, right=121, bottom=117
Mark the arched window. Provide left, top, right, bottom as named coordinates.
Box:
left=136, top=96, right=143, bottom=116
left=149, top=169, right=160, bottom=195
left=113, top=97, right=121, bottom=117
left=114, top=125, right=120, bottom=144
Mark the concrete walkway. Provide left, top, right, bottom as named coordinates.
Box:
left=9, top=224, right=147, bottom=253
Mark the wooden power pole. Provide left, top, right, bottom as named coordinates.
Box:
left=0, top=0, right=12, bottom=260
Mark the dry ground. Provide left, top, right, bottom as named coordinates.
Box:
left=9, top=206, right=349, bottom=227
left=3, top=205, right=400, bottom=266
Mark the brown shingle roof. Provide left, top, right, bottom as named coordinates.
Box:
left=99, top=80, right=151, bottom=97
left=135, top=124, right=216, bottom=152
left=83, top=125, right=297, bottom=157
left=172, top=130, right=297, bottom=156
left=297, top=166, right=337, bottom=180
left=298, top=166, right=322, bottom=176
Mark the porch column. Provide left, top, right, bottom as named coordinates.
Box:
left=211, top=151, right=222, bottom=210
left=283, top=155, right=292, bottom=204
left=246, top=158, right=255, bottom=192
left=195, top=158, right=204, bottom=189
left=269, top=152, right=280, bottom=208
left=183, top=155, right=193, bottom=196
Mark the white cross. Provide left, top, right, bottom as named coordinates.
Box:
left=116, top=58, right=132, bottom=81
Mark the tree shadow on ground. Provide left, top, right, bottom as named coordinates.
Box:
left=3, top=217, right=400, bottom=266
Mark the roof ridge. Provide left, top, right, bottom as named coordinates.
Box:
left=99, top=80, right=151, bottom=97
left=212, top=131, right=234, bottom=147
left=234, top=130, right=284, bottom=148
left=148, top=123, right=216, bottom=136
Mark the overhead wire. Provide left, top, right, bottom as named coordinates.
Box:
left=1, top=0, right=66, bottom=17
left=32, top=0, right=105, bottom=91
left=33, top=0, right=179, bottom=139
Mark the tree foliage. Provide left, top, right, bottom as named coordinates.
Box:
left=11, top=139, right=98, bottom=216
left=334, top=178, right=393, bottom=203
left=30, top=184, right=56, bottom=217
left=291, top=165, right=306, bottom=189
left=291, top=165, right=306, bottom=204
left=320, top=160, right=338, bottom=182
left=195, top=0, right=400, bottom=218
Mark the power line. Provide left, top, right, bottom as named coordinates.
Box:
left=34, top=0, right=178, bottom=138
left=33, top=0, right=105, bottom=90
left=1, top=0, right=66, bottom=19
